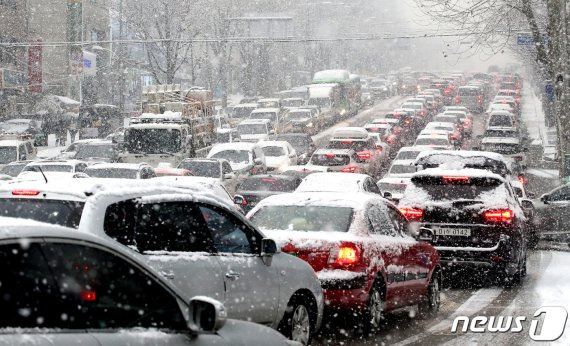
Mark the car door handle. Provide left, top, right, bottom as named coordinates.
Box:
left=225, top=271, right=241, bottom=281
left=160, top=271, right=175, bottom=280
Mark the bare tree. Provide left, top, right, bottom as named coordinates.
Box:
left=123, top=0, right=203, bottom=84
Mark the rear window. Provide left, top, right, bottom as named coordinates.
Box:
left=489, top=115, right=513, bottom=127
left=415, top=138, right=449, bottom=146
left=239, top=177, right=298, bottom=192
left=0, top=199, right=84, bottom=228
left=410, top=176, right=503, bottom=200
left=458, top=89, right=480, bottom=96
left=327, top=140, right=371, bottom=152
left=250, top=206, right=353, bottom=233
left=482, top=143, right=523, bottom=155
left=434, top=116, right=457, bottom=124
left=390, top=164, right=416, bottom=174
left=395, top=151, right=420, bottom=160
left=378, top=183, right=407, bottom=194
left=262, top=146, right=286, bottom=157
left=484, top=129, right=518, bottom=138
left=310, top=153, right=350, bottom=166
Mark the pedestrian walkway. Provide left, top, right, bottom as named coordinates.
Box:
left=520, top=81, right=547, bottom=143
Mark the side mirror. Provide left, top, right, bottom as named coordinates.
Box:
left=540, top=193, right=550, bottom=204
left=521, top=199, right=534, bottom=209
left=416, top=227, right=435, bottom=242
left=261, top=238, right=277, bottom=266
left=254, top=158, right=263, bottom=165
left=187, top=296, right=227, bottom=333
left=383, top=191, right=393, bottom=200
left=233, top=194, right=245, bottom=206
left=224, top=172, right=235, bottom=180
left=269, top=130, right=276, bottom=135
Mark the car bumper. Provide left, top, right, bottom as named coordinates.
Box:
left=319, top=274, right=370, bottom=310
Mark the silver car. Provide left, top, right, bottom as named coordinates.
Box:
left=0, top=217, right=295, bottom=346
left=0, top=179, right=324, bottom=345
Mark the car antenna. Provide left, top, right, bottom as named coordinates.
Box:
left=36, top=166, right=48, bottom=183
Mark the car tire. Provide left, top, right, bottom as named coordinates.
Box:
left=418, top=271, right=441, bottom=318
left=278, top=295, right=313, bottom=346
left=361, top=280, right=385, bottom=333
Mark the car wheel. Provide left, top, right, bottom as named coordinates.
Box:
left=418, top=272, right=441, bottom=318
left=279, top=296, right=313, bottom=345
left=362, top=281, right=385, bottom=332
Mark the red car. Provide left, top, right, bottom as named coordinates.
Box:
left=247, top=192, right=441, bottom=330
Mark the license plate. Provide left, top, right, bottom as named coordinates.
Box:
left=433, top=227, right=471, bottom=237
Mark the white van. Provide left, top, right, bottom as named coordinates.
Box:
left=0, top=135, right=37, bottom=168
left=237, top=119, right=274, bottom=143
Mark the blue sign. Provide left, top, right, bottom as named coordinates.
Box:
left=83, top=58, right=92, bottom=68
left=517, top=33, right=549, bottom=46
left=545, top=83, right=555, bottom=102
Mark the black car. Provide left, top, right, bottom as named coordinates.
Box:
left=399, top=169, right=527, bottom=285
left=234, top=175, right=302, bottom=213
left=268, top=133, right=316, bottom=164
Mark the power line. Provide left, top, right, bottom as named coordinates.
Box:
left=0, top=30, right=526, bottom=47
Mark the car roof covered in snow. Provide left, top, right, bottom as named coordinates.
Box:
left=295, top=172, right=372, bottom=193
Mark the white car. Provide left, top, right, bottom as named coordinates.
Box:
left=0, top=217, right=294, bottom=345
left=295, top=172, right=382, bottom=194
left=236, top=119, right=274, bottom=142
left=178, top=158, right=240, bottom=195
left=377, top=177, right=410, bottom=202
left=385, top=159, right=417, bottom=178
left=0, top=179, right=324, bottom=344
left=393, top=146, right=433, bottom=161
left=17, top=159, right=89, bottom=181
left=207, top=142, right=267, bottom=175
left=83, top=162, right=156, bottom=179
left=259, top=140, right=298, bottom=172
left=414, top=134, right=454, bottom=150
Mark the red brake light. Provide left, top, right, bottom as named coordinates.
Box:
left=444, top=89, right=451, bottom=94
left=262, top=178, right=277, bottom=183
left=386, top=135, right=396, bottom=144
left=442, top=175, right=470, bottom=183
left=12, top=190, right=40, bottom=196
left=405, top=119, right=411, bottom=126
left=376, top=146, right=383, bottom=153
left=518, top=175, right=526, bottom=185
left=341, top=166, right=357, bottom=173
left=340, top=139, right=353, bottom=144
left=483, top=209, right=513, bottom=223
left=399, top=207, right=424, bottom=221
left=357, top=152, right=371, bottom=160
left=450, top=133, right=459, bottom=140
left=392, top=128, right=402, bottom=135
left=325, top=153, right=336, bottom=158
left=419, top=111, right=425, bottom=116
left=332, top=244, right=359, bottom=266
left=81, top=290, right=97, bottom=301
left=463, top=119, right=471, bottom=126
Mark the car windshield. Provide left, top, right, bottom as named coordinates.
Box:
left=395, top=151, right=420, bottom=160
left=178, top=161, right=220, bottom=177
left=415, top=138, right=449, bottom=146
left=288, top=112, right=311, bottom=120
left=390, top=165, right=416, bottom=174
left=0, top=199, right=84, bottom=228
left=0, top=147, right=17, bottom=164
left=378, top=183, right=407, bottom=194
left=210, top=150, right=250, bottom=163
left=250, top=112, right=277, bottom=122
left=125, top=128, right=181, bottom=154
left=239, top=177, right=297, bottom=192
left=307, top=98, right=330, bottom=108
left=237, top=124, right=267, bottom=135
left=250, top=206, right=353, bottom=233
left=84, top=168, right=139, bottom=179
left=327, top=140, right=370, bottom=151
left=485, top=130, right=518, bottom=137
left=458, top=89, right=480, bottom=96
left=311, top=154, right=350, bottom=166
left=0, top=164, right=26, bottom=177
left=262, top=146, right=285, bottom=157
left=274, top=135, right=310, bottom=153
left=24, top=164, right=73, bottom=173
left=232, top=107, right=255, bottom=118
left=489, top=115, right=513, bottom=127
left=75, top=144, right=114, bottom=159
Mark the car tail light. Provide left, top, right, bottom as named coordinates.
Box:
left=376, top=146, right=383, bottom=153
left=444, top=88, right=452, bottom=95
left=454, top=96, right=461, bottom=104
left=463, top=119, right=471, bottom=127
left=442, top=175, right=470, bottom=183
left=81, top=290, right=97, bottom=301
left=477, top=95, right=483, bottom=103
left=392, top=127, right=402, bottom=135
left=357, top=152, right=371, bottom=160
left=12, top=190, right=40, bottom=196
left=419, top=111, right=425, bottom=117
left=340, top=139, right=353, bottom=144
left=325, top=153, right=336, bottom=158
left=518, top=175, right=526, bottom=185
left=341, top=166, right=357, bottom=173
left=399, top=207, right=424, bottom=221
left=386, top=135, right=396, bottom=144
left=405, top=119, right=411, bottom=126
left=330, top=244, right=359, bottom=266
left=456, top=126, right=462, bottom=131
left=449, top=133, right=459, bottom=140
left=483, top=209, right=513, bottom=223
left=262, top=178, right=277, bottom=183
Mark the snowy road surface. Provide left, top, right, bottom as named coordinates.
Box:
left=314, top=249, right=570, bottom=345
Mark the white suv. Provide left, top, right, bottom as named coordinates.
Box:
left=0, top=179, right=323, bottom=344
